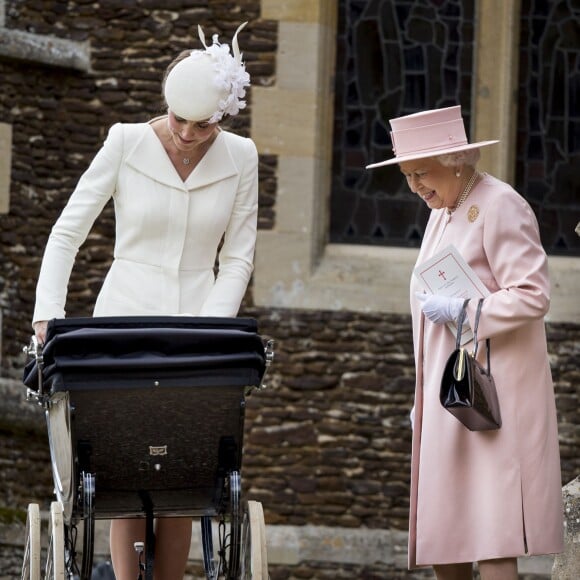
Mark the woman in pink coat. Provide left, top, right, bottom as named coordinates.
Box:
left=32, top=23, right=257, bottom=580
left=367, top=106, right=563, bottom=580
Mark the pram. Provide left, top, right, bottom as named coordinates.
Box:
left=20, top=316, right=274, bottom=580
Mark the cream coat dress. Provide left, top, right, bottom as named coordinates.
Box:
left=408, top=174, right=563, bottom=567
left=33, top=121, right=258, bottom=322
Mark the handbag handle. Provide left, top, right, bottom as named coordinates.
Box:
left=454, top=298, right=471, bottom=349
left=456, top=298, right=491, bottom=376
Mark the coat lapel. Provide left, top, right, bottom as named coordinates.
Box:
left=125, top=126, right=238, bottom=192
left=185, top=131, right=238, bottom=191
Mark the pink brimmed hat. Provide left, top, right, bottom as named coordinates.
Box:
left=366, top=105, right=499, bottom=168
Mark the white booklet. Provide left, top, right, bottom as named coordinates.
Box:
left=413, top=244, right=490, bottom=344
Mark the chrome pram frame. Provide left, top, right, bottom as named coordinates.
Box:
left=21, top=316, right=274, bottom=580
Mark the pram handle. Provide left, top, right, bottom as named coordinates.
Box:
left=23, top=335, right=45, bottom=401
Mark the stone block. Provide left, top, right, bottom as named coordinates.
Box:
left=0, top=28, right=90, bottom=71
left=261, top=0, right=324, bottom=23
left=251, top=87, right=318, bottom=157
left=552, top=475, right=580, bottom=579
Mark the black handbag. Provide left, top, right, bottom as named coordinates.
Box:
left=439, top=298, right=501, bottom=431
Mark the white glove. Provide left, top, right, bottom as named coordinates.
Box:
left=415, top=293, right=464, bottom=324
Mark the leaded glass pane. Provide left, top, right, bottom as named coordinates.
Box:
left=516, top=0, right=580, bottom=256
left=331, top=0, right=476, bottom=247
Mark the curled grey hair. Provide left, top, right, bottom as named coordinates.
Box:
left=436, top=148, right=481, bottom=169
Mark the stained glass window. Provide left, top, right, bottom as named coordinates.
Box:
left=330, top=0, right=476, bottom=247
left=516, top=0, right=580, bottom=255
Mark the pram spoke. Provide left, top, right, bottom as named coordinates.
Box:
left=201, top=516, right=218, bottom=579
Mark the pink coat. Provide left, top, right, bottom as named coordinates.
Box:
left=408, top=173, right=564, bottom=567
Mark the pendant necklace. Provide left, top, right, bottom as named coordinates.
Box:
left=167, top=118, right=192, bottom=166
left=447, top=170, right=479, bottom=215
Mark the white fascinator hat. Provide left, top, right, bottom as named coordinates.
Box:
left=164, top=22, right=251, bottom=123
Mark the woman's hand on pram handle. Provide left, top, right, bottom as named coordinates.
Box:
left=33, top=320, right=48, bottom=344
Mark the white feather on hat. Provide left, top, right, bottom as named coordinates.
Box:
left=164, top=22, right=250, bottom=123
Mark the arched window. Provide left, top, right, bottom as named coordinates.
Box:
left=515, top=0, right=580, bottom=256
left=331, top=0, right=476, bottom=248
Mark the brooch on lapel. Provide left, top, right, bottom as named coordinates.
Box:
left=467, top=205, right=480, bottom=223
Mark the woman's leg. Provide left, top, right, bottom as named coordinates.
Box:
left=433, top=562, right=474, bottom=580
left=478, top=558, right=518, bottom=580
left=109, top=518, right=146, bottom=580
left=110, top=517, right=192, bottom=580
left=153, top=517, right=193, bottom=580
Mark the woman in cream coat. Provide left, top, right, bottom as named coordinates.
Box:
left=367, top=106, right=563, bottom=580
left=32, top=23, right=257, bottom=580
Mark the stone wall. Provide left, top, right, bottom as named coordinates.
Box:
left=242, top=308, right=416, bottom=531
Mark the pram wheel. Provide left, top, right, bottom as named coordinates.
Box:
left=240, top=501, right=268, bottom=579
left=21, top=503, right=41, bottom=580
left=46, top=501, right=65, bottom=579
left=202, top=496, right=267, bottom=579
left=80, top=473, right=96, bottom=578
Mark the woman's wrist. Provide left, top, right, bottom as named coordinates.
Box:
left=32, top=320, right=49, bottom=343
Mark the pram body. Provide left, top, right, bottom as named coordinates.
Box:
left=21, top=316, right=273, bottom=580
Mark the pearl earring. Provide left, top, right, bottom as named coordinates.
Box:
left=455, top=170, right=461, bottom=177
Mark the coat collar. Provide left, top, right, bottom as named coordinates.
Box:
left=125, top=123, right=238, bottom=191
